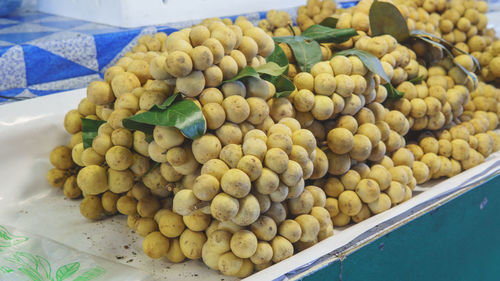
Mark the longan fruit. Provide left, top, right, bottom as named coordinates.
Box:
left=203, top=103, right=226, bottom=130
left=267, top=133, right=293, bottom=154
left=385, top=110, right=409, bottom=136
left=204, top=65, right=224, bottom=87
left=357, top=123, right=381, bottom=146
left=143, top=232, right=170, bottom=259
left=271, top=236, right=294, bottom=263
left=330, top=55, right=352, bottom=75
left=77, top=165, right=108, bottom=195
left=218, top=252, right=243, bottom=276
left=192, top=134, right=222, bottom=164
left=314, top=73, right=336, bottom=96
left=50, top=146, right=74, bottom=170
left=192, top=174, right=220, bottom=201
left=246, top=77, right=270, bottom=100
left=177, top=70, right=205, bottom=97
left=200, top=87, right=224, bottom=105
left=367, top=165, right=392, bottom=191
left=64, top=110, right=83, bottom=135
left=293, top=89, right=315, bottom=112
left=80, top=195, right=104, bottom=220
left=230, top=230, right=258, bottom=258
left=412, top=161, right=430, bottom=184
left=327, top=151, right=351, bottom=176
left=476, top=133, right=494, bottom=157
left=335, top=74, right=355, bottom=97
left=63, top=176, right=82, bottom=198
left=87, top=81, right=114, bottom=105
left=352, top=162, right=371, bottom=179
left=254, top=167, right=279, bottom=195
left=179, top=229, right=206, bottom=260
left=211, top=193, right=239, bottom=221
left=355, top=179, right=381, bottom=204
left=421, top=152, right=441, bottom=176
left=219, top=55, right=239, bottom=80
left=350, top=134, right=372, bottom=162
left=367, top=193, right=392, bottom=214
left=216, top=123, right=243, bottom=146
left=338, top=190, right=362, bottom=216
left=340, top=170, right=360, bottom=191
left=231, top=194, right=260, bottom=226
left=288, top=178, right=305, bottom=199
left=239, top=36, right=259, bottom=62
left=295, top=214, right=320, bottom=243
left=352, top=204, right=371, bottom=223
left=305, top=185, right=326, bottom=207
left=389, top=166, right=409, bottom=185
left=269, top=97, right=295, bottom=122
left=250, top=242, right=273, bottom=265
left=288, top=188, right=315, bottom=215
left=386, top=181, right=406, bottom=204
left=332, top=211, right=350, bottom=227
left=222, top=95, right=250, bottom=124
left=221, top=168, right=251, bottom=198
left=244, top=27, right=269, bottom=51
left=190, top=25, right=210, bottom=47
left=246, top=97, right=269, bottom=125
left=451, top=139, right=471, bottom=160
left=117, top=195, right=138, bottom=216
left=392, top=148, right=415, bottom=167
left=312, top=95, right=334, bottom=120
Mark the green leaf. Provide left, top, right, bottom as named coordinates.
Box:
left=414, top=36, right=478, bottom=89
left=73, top=267, right=106, bottom=281
left=369, top=0, right=410, bottom=42
left=81, top=118, right=107, bottom=149
left=409, top=75, right=424, bottom=84
left=335, top=49, right=403, bottom=99
left=123, top=99, right=206, bottom=140
left=223, top=66, right=259, bottom=83
left=122, top=96, right=185, bottom=142
left=263, top=44, right=295, bottom=97
left=262, top=74, right=296, bottom=98
left=223, top=62, right=287, bottom=84
left=302, top=25, right=358, bottom=43
left=411, top=30, right=481, bottom=71
left=265, top=43, right=289, bottom=68
left=273, top=36, right=322, bottom=72
left=384, top=83, right=404, bottom=99
left=255, top=62, right=288, bottom=77
left=56, top=262, right=80, bottom=281
left=319, top=17, right=338, bottom=28
left=121, top=118, right=154, bottom=142
left=335, top=49, right=390, bottom=82
left=155, top=93, right=182, bottom=110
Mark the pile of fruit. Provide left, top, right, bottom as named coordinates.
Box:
left=46, top=0, right=500, bottom=278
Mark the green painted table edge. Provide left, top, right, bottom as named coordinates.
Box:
left=299, top=173, right=500, bottom=281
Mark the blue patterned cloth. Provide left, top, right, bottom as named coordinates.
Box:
left=0, top=1, right=358, bottom=103
left=0, top=10, right=271, bottom=102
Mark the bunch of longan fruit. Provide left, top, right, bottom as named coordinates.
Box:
left=46, top=0, right=500, bottom=278
left=297, top=0, right=338, bottom=31
left=47, top=15, right=333, bottom=277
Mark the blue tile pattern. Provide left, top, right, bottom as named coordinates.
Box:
left=0, top=1, right=359, bottom=103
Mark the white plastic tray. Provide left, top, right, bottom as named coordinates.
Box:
left=37, top=0, right=304, bottom=28
left=1, top=89, right=500, bottom=281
